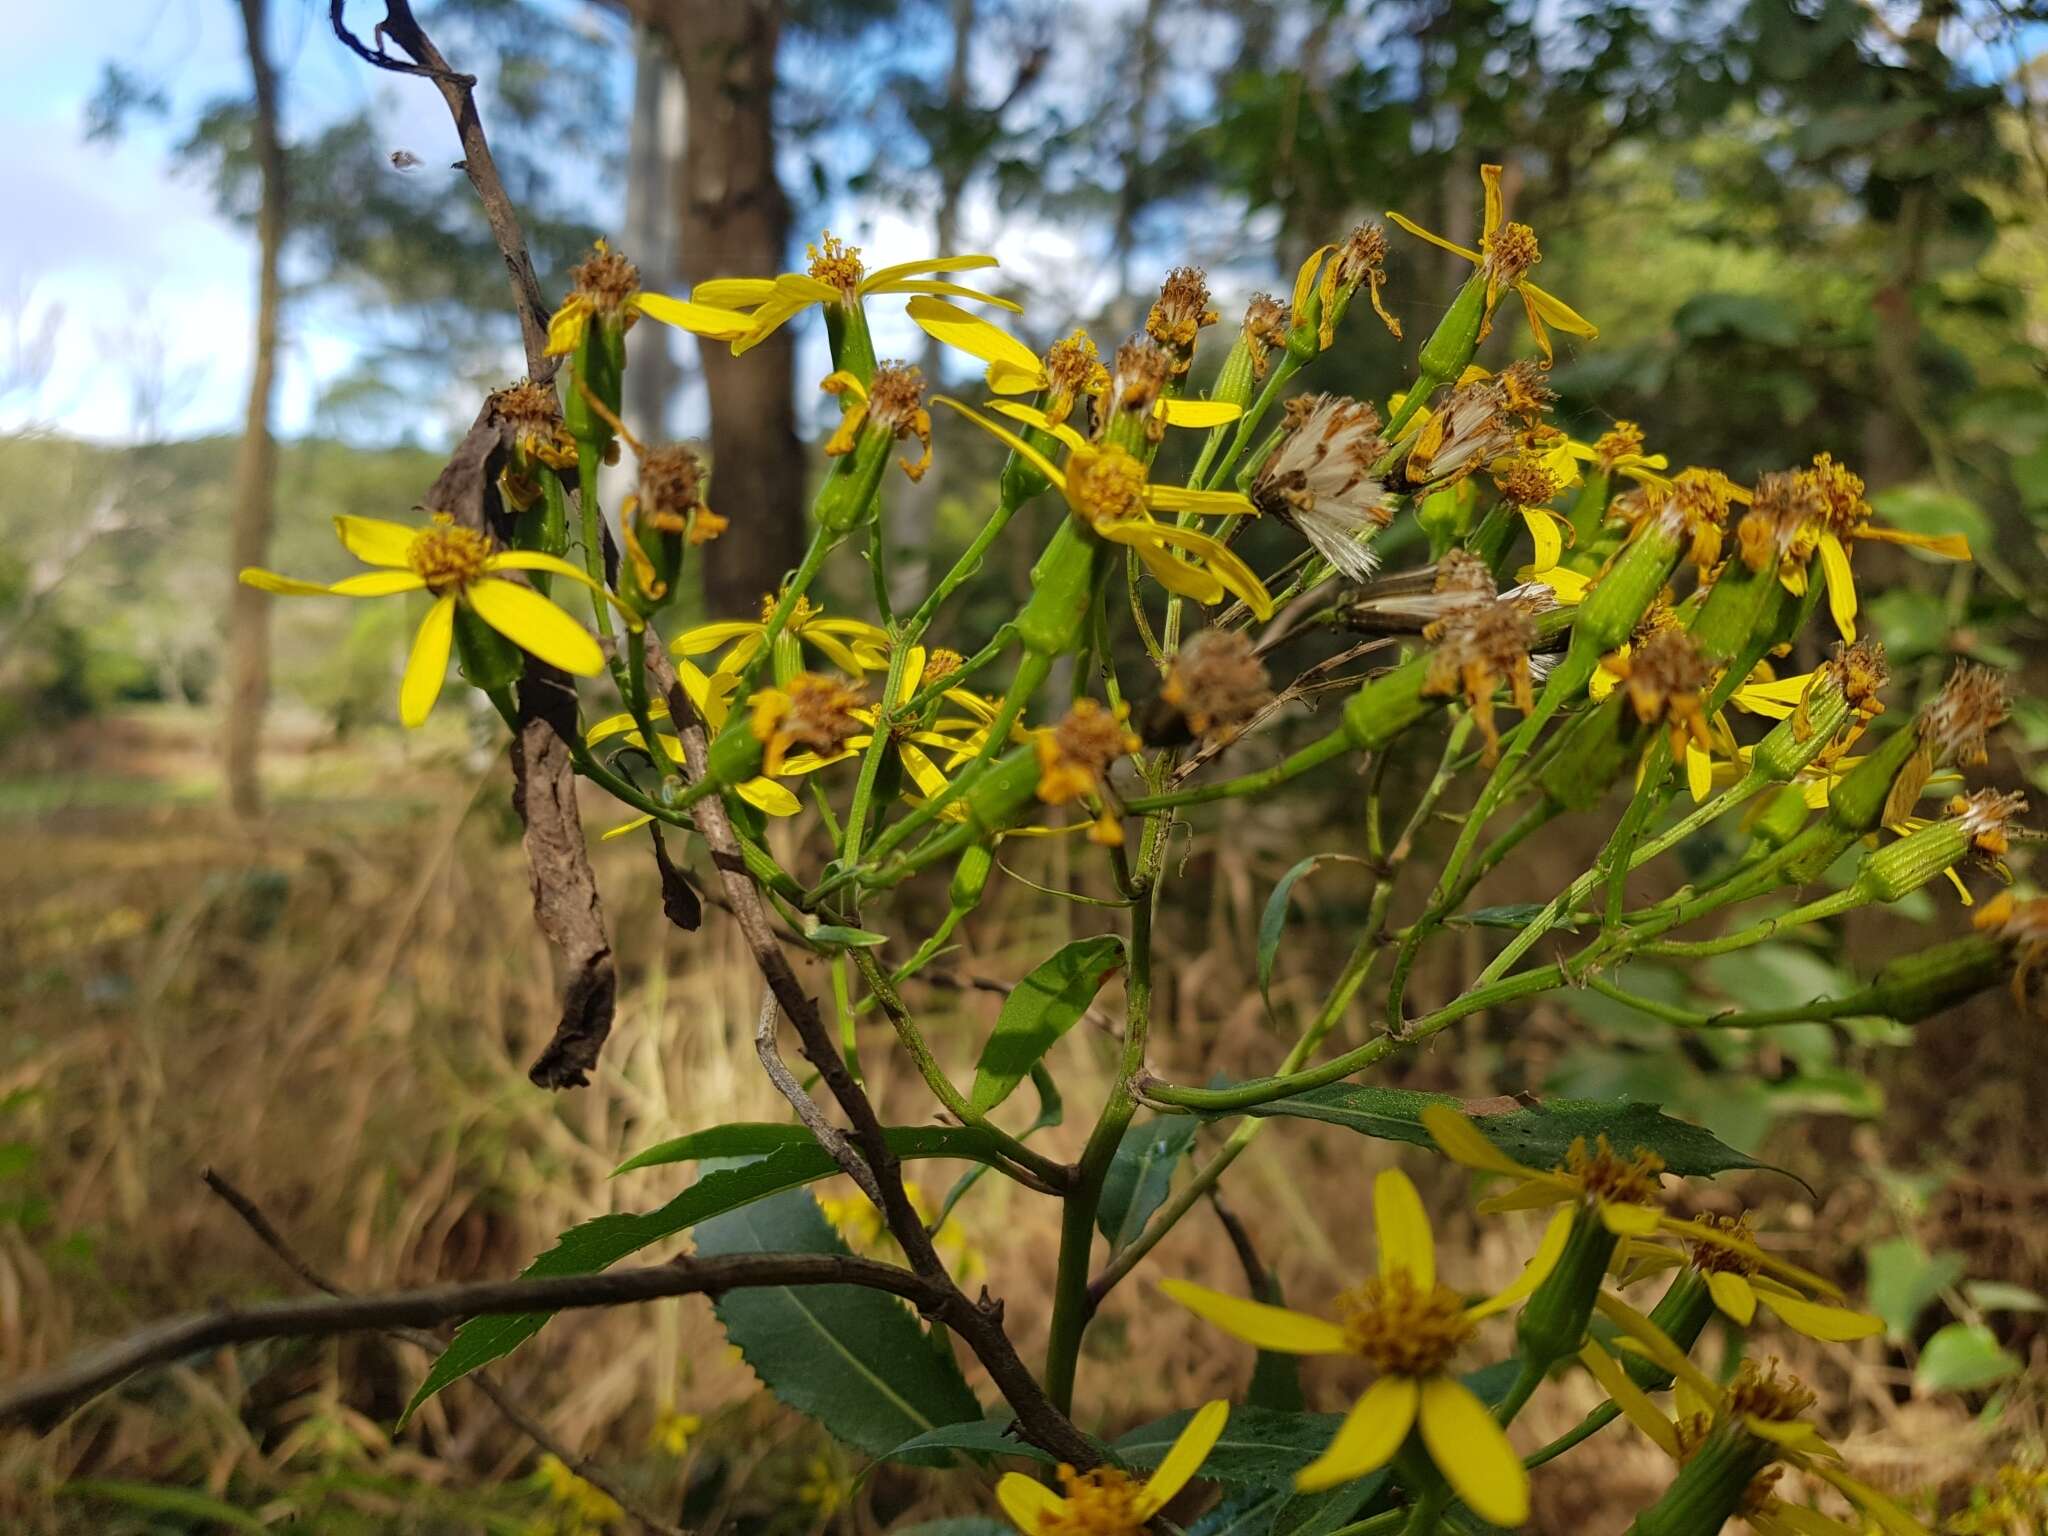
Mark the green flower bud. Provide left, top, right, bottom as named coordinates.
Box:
left=1015, top=521, right=1114, bottom=659
left=948, top=840, right=997, bottom=910
left=1626, top=1421, right=1776, bottom=1536
left=1855, top=817, right=1971, bottom=904
left=1517, top=1205, right=1621, bottom=1368
left=1417, top=269, right=1489, bottom=382
left=453, top=605, right=525, bottom=693
left=1622, top=1268, right=1715, bottom=1392
left=1863, top=933, right=2006, bottom=1022
left=1746, top=783, right=1812, bottom=850
left=813, top=364, right=932, bottom=534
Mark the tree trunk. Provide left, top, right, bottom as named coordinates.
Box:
left=623, top=22, right=682, bottom=437
left=224, top=0, right=285, bottom=819
left=642, top=0, right=803, bottom=619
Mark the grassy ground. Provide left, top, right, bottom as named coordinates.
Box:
left=0, top=706, right=2038, bottom=1533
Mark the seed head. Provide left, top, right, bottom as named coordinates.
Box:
left=1407, top=373, right=1517, bottom=489
left=492, top=378, right=562, bottom=439
left=407, top=513, right=493, bottom=593
left=1036, top=699, right=1140, bottom=844
left=1105, top=337, right=1173, bottom=438
left=569, top=241, right=640, bottom=318
left=1922, top=661, right=2010, bottom=771
left=1725, top=1358, right=1817, bottom=1426
left=1606, top=623, right=1713, bottom=765
left=1423, top=592, right=1538, bottom=763
left=749, top=673, right=866, bottom=776
left=1334, top=1272, right=1476, bottom=1377
left=805, top=231, right=864, bottom=299
left=1653, top=467, right=1739, bottom=570
left=1976, top=890, right=2048, bottom=1012
left=1146, top=266, right=1218, bottom=374
left=1240, top=293, right=1290, bottom=380
left=1151, top=630, right=1272, bottom=745
left=1493, top=457, right=1560, bottom=507
left=1253, top=395, right=1393, bottom=581
left=1042, top=330, right=1109, bottom=428
left=1595, top=421, right=1645, bottom=470
left=1950, top=787, right=2028, bottom=859
left=636, top=445, right=710, bottom=533
left=1496, top=361, right=1554, bottom=425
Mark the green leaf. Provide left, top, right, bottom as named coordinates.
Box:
left=60, top=1481, right=270, bottom=1533
left=1914, top=1322, right=2022, bottom=1394
left=1672, top=292, right=1802, bottom=348
left=1245, top=1272, right=1305, bottom=1413
left=612, top=1121, right=1010, bottom=1178
left=882, top=1415, right=1099, bottom=1467
left=1189, top=1489, right=1291, bottom=1536
left=1865, top=1236, right=1966, bottom=1342
left=1456, top=902, right=1582, bottom=933
left=806, top=924, right=891, bottom=950
left=934, top=1063, right=1063, bottom=1228
left=1111, top=1406, right=1345, bottom=1489
left=1236, top=1086, right=1772, bottom=1179
left=695, top=1186, right=982, bottom=1459
left=969, top=936, right=1124, bottom=1114
left=1096, top=1113, right=1202, bottom=1252
left=1964, top=1280, right=2046, bottom=1314
left=1257, top=855, right=1368, bottom=1013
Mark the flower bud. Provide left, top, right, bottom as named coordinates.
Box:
left=1857, top=789, right=2027, bottom=903
left=947, top=840, right=996, bottom=911
left=1517, top=1205, right=1622, bottom=1368
left=1863, top=932, right=2006, bottom=1022
left=814, top=363, right=932, bottom=532
left=1416, top=269, right=1488, bottom=382
left=1101, top=337, right=1174, bottom=452
left=1745, top=783, right=1812, bottom=850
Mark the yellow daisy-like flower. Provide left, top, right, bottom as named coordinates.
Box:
left=588, top=659, right=802, bottom=826
left=1584, top=1301, right=1929, bottom=1536
left=1794, top=453, right=1972, bottom=643
left=241, top=514, right=620, bottom=728
left=748, top=671, right=867, bottom=777
left=996, top=1400, right=1228, bottom=1536
left=671, top=590, right=890, bottom=679
left=544, top=239, right=755, bottom=358
left=937, top=399, right=1276, bottom=619
left=769, top=645, right=1004, bottom=796
left=1164, top=1169, right=1570, bottom=1524
left=694, top=231, right=1021, bottom=356
left=1616, top=1212, right=1881, bottom=1343
left=907, top=297, right=1241, bottom=434
left=1387, top=164, right=1598, bottom=366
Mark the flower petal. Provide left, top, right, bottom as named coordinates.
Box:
left=736, top=777, right=803, bottom=817
left=400, top=595, right=456, bottom=728
left=994, top=1471, right=1062, bottom=1534
left=465, top=578, right=605, bottom=676
left=1856, top=524, right=1970, bottom=561
left=1385, top=211, right=1481, bottom=266
left=1578, top=1342, right=1680, bottom=1457
left=877, top=278, right=1023, bottom=312
left=1137, top=1399, right=1229, bottom=1515
left=1374, top=1169, right=1435, bottom=1291
left=1765, top=1504, right=1863, bottom=1536
left=690, top=277, right=780, bottom=308
left=1522, top=506, right=1562, bottom=572
left=601, top=813, right=656, bottom=841
left=487, top=549, right=608, bottom=595
left=864, top=252, right=999, bottom=288
left=1817, top=531, right=1857, bottom=642
left=1521, top=281, right=1598, bottom=339
left=1146, top=485, right=1254, bottom=517
left=1685, top=740, right=1713, bottom=803
left=632, top=291, right=755, bottom=339
left=933, top=397, right=1067, bottom=493
left=1596, top=1292, right=1725, bottom=1407
left=1157, top=398, right=1242, bottom=428
left=1141, top=523, right=1274, bottom=619
left=1599, top=1200, right=1662, bottom=1236
left=671, top=621, right=762, bottom=656
left=1419, top=1105, right=1535, bottom=1178
left=1467, top=1207, right=1573, bottom=1320
left=333, top=515, right=419, bottom=568
left=1159, top=1278, right=1348, bottom=1354
left=1291, top=245, right=1336, bottom=316
left=1808, top=1467, right=1929, bottom=1536
left=1753, top=1290, right=1884, bottom=1342
left=1293, top=1376, right=1417, bottom=1494
left=329, top=570, right=428, bottom=597
left=1107, top=531, right=1226, bottom=607
left=906, top=296, right=1039, bottom=373
left=240, top=568, right=347, bottom=597
left=1707, top=1269, right=1757, bottom=1325
left=1418, top=1375, right=1529, bottom=1528
left=982, top=399, right=1092, bottom=457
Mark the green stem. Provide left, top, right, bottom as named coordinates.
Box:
left=1492, top=1357, right=1549, bottom=1426
left=1524, top=1401, right=1619, bottom=1470
left=1199, top=356, right=1301, bottom=492
left=909, top=491, right=1028, bottom=633
left=1120, top=727, right=1352, bottom=811
left=1628, top=887, right=1864, bottom=959
left=839, top=637, right=917, bottom=867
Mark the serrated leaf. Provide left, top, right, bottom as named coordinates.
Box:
left=1914, top=1322, right=2021, bottom=1394
left=612, top=1121, right=1010, bottom=1178
left=1188, top=1488, right=1289, bottom=1536
left=1257, top=855, right=1368, bottom=1013
left=970, top=936, right=1124, bottom=1114
left=1235, top=1086, right=1773, bottom=1180
left=883, top=1415, right=1099, bottom=1467
left=696, top=1186, right=982, bottom=1459
left=1097, top=1113, right=1202, bottom=1252
left=1865, top=1237, right=1966, bottom=1341
left=1111, top=1406, right=1346, bottom=1489
left=806, top=924, right=891, bottom=950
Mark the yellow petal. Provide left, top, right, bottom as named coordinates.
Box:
left=864, top=252, right=999, bottom=288
left=933, top=397, right=1066, bottom=493
left=601, top=813, right=656, bottom=841
left=1765, top=1504, right=1864, bottom=1536
left=981, top=398, right=1093, bottom=457
left=1142, top=523, right=1274, bottom=619
left=239, top=568, right=346, bottom=596
left=736, top=777, right=803, bottom=817
left=1417, top=1374, right=1528, bottom=1528
left=1856, top=524, right=1971, bottom=561
left=333, top=514, right=419, bottom=568
left=329, top=570, right=428, bottom=597
left=1107, top=529, right=1224, bottom=609
left=586, top=711, right=647, bottom=746
left=1138, top=1399, right=1229, bottom=1515
left=905, top=296, right=1039, bottom=372
left=1385, top=210, right=1481, bottom=266
left=486, top=549, right=611, bottom=596
left=631, top=291, right=755, bottom=339
left=1685, top=741, right=1713, bottom=803
left=1810, top=1467, right=1931, bottom=1536
left=1754, top=1290, right=1884, bottom=1342
left=1596, top=1293, right=1725, bottom=1407
left=1817, top=531, right=1857, bottom=642
left=1374, top=1169, right=1436, bottom=1291
left=690, top=277, right=780, bottom=308
left=1157, top=398, right=1242, bottom=428
left=1600, top=1201, right=1663, bottom=1236
left=1522, top=506, right=1562, bottom=573
left=987, top=359, right=1046, bottom=395
left=671, top=621, right=762, bottom=656
left=545, top=299, right=588, bottom=357
left=1480, top=164, right=1504, bottom=238
left=1468, top=1207, right=1573, bottom=1320
left=728, top=299, right=810, bottom=356
left=1578, top=1342, right=1680, bottom=1457
left=1655, top=1216, right=1841, bottom=1299
left=995, top=1471, right=1063, bottom=1533
left=876, top=278, right=1023, bottom=312
left=1707, top=1269, right=1757, bottom=1325
left=1159, top=1278, right=1348, bottom=1354
left=1146, top=484, right=1254, bottom=517
left=1476, top=1178, right=1572, bottom=1215
left=464, top=578, right=604, bottom=676
left=1293, top=1376, right=1417, bottom=1493
left=400, top=595, right=456, bottom=728
left=1521, top=280, right=1598, bottom=340
left=1419, top=1105, right=1535, bottom=1177
left=897, top=742, right=951, bottom=801
left=1290, top=245, right=1335, bottom=316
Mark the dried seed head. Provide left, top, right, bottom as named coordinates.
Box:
left=1253, top=394, right=1393, bottom=581
left=1422, top=593, right=1538, bottom=763
left=1335, top=223, right=1391, bottom=291
left=1951, top=787, right=2028, bottom=859
left=1563, top=1135, right=1666, bottom=1206
left=1146, top=266, right=1218, bottom=373
left=407, top=513, right=493, bottom=593
left=805, top=231, right=864, bottom=300
left=1496, top=361, right=1554, bottom=424
left=1335, top=1273, right=1476, bottom=1377
left=1407, top=373, right=1517, bottom=489
left=1922, top=661, right=2010, bottom=770
left=1042, top=330, right=1109, bottom=428
left=636, top=445, right=709, bottom=532
left=1804, top=451, right=1871, bottom=537
left=861, top=362, right=933, bottom=481
left=1493, top=457, right=1560, bottom=507
left=1241, top=292, right=1291, bottom=379
left=1594, top=421, right=1645, bottom=470
left=1065, top=444, right=1150, bottom=527
left=1105, top=337, right=1173, bottom=434
left=1036, top=699, right=1140, bottom=844
left=569, top=241, right=641, bottom=318
left=1483, top=219, right=1542, bottom=289
left=491, top=378, right=562, bottom=438
left=1154, top=630, right=1272, bottom=744
left=1829, top=638, right=1890, bottom=715
left=1607, top=624, right=1714, bottom=764
left=1976, top=891, right=2048, bottom=1012
left=750, top=673, right=866, bottom=771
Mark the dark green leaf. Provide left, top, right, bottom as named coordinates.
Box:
left=1111, top=1406, right=1345, bottom=1489
left=696, top=1187, right=983, bottom=1459
left=1257, top=855, right=1368, bottom=1012
left=613, top=1121, right=1012, bottom=1178
left=1097, top=1113, right=1202, bottom=1252
left=806, top=924, right=891, bottom=950
left=969, top=936, right=1124, bottom=1114
left=1188, top=1489, right=1290, bottom=1536
left=882, top=1416, right=1079, bottom=1466
left=1245, top=1274, right=1305, bottom=1413
left=1237, top=1086, right=1774, bottom=1179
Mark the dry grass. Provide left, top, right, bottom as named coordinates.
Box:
left=0, top=707, right=2038, bottom=1532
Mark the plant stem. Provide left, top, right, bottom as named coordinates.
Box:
left=1524, top=1401, right=1619, bottom=1469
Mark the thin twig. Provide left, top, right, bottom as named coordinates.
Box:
left=200, top=1170, right=685, bottom=1536
left=752, top=986, right=876, bottom=1199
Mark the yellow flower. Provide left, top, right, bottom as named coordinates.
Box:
left=1164, top=1169, right=1569, bottom=1524
left=937, top=399, right=1275, bottom=619
left=544, top=239, right=755, bottom=357
left=532, top=1453, right=624, bottom=1530
left=1387, top=164, right=1597, bottom=365
left=996, top=1400, right=1228, bottom=1536
left=1584, top=1303, right=1929, bottom=1536
left=695, top=231, right=1020, bottom=355
left=797, top=1453, right=854, bottom=1519
left=648, top=1409, right=702, bottom=1458
left=749, top=672, right=866, bottom=777
left=774, top=646, right=1002, bottom=800
left=1791, top=453, right=1971, bottom=643
left=671, top=591, right=889, bottom=679
left=241, top=514, right=620, bottom=728
left=1034, top=699, right=1142, bottom=846
left=907, top=298, right=1240, bottom=433
left=589, top=660, right=802, bottom=826
left=1616, top=1212, right=1881, bottom=1343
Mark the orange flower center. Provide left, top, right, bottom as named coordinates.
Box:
left=407, top=515, right=492, bottom=593
left=1334, top=1272, right=1475, bottom=1377
left=1031, top=1466, right=1149, bottom=1536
